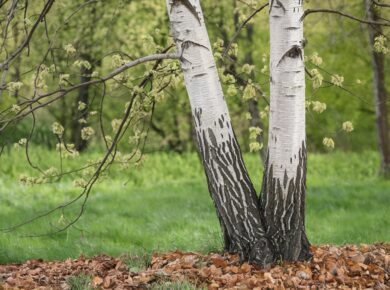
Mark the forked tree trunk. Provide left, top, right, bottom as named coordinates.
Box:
left=166, top=0, right=274, bottom=266
left=259, top=0, right=311, bottom=261
left=365, top=0, right=390, bottom=178
left=166, top=0, right=311, bottom=266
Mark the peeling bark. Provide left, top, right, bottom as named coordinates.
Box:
left=259, top=0, right=311, bottom=261
left=365, top=0, right=390, bottom=178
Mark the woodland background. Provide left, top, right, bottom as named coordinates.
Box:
left=0, top=0, right=387, bottom=152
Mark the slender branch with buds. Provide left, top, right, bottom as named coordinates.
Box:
left=0, top=52, right=180, bottom=131
left=302, top=8, right=390, bottom=26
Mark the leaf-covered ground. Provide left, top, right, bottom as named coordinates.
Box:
left=1, top=244, right=389, bottom=289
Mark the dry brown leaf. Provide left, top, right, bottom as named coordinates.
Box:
left=239, top=263, right=251, bottom=273
left=264, top=272, right=274, bottom=283
left=1, top=244, right=389, bottom=289
left=92, top=276, right=103, bottom=287
left=211, top=256, right=227, bottom=268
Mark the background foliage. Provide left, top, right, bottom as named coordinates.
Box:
left=0, top=0, right=388, bottom=153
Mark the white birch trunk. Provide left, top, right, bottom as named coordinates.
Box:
left=260, top=0, right=311, bottom=261
left=166, top=0, right=274, bottom=266
left=269, top=0, right=305, bottom=183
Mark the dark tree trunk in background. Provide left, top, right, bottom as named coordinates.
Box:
left=366, top=0, right=390, bottom=178
left=229, top=1, right=266, bottom=164
left=11, top=24, right=22, bottom=99
left=245, top=24, right=266, bottom=164
left=150, top=116, right=184, bottom=153
left=71, top=60, right=92, bottom=152
left=248, top=97, right=266, bottom=162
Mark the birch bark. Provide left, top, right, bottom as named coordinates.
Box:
left=166, top=0, right=274, bottom=266
left=260, top=0, right=311, bottom=261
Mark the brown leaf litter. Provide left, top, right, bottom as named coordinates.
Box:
left=0, top=244, right=389, bottom=289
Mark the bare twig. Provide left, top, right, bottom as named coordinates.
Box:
left=373, top=0, right=390, bottom=8
left=223, top=2, right=269, bottom=57
left=302, top=8, right=390, bottom=26
left=0, top=0, right=55, bottom=70
left=0, top=46, right=179, bottom=236
left=305, top=66, right=370, bottom=105
left=0, top=52, right=180, bottom=131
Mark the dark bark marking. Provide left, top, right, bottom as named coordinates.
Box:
left=277, top=45, right=303, bottom=67
left=270, top=0, right=286, bottom=14
left=283, top=169, right=288, bottom=189
left=171, top=0, right=202, bottom=25
left=259, top=142, right=311, bottom=262
left=286, top=26, right=299, bottom=30
left=191, top=111, right=275, bottom=267
left=207, top=128, right=218, bottom=147
left=193, top=73, right=207, bottom=78
left=194, top=107, right=202, bottom=127
left=218, top=118, right=224, bottom=128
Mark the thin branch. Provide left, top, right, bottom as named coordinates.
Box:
left=1, top=47, right=178, bottom=236
left=373, top=0, right=390, bottom=8
left=0, top=52, right=180, bottom=130
left=223, top=2, right=269, bottom=57
left=0, top=0, right=55, bottom=70
left=302, top=8, right=390, bottom=26
left=0, top=0, right=11, bottom=9
left=305, top=67, right=370, bottom=105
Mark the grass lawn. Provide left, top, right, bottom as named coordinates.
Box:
left=0, top=149, right=389, bottom=264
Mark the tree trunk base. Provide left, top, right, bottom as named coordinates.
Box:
left=225, top=237, right=276, bottom=268
left=276, top=230, right=312, bottom=262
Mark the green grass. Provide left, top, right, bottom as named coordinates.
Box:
left=150, top=280, right=205, bottom=290
left=0, top=148, right=389, bottom=264
left=122, top=252, right=152, bottom=273
left=67, top=274, right=92, bottom=290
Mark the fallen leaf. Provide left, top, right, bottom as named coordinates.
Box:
left=92, top=276, right=103, bottom=287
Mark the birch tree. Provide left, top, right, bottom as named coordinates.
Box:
left=166, top=0, right=310, bottom=266
left=259, top=0, right=311, bottom=261
left=166, top=0, right=274, bottom=266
